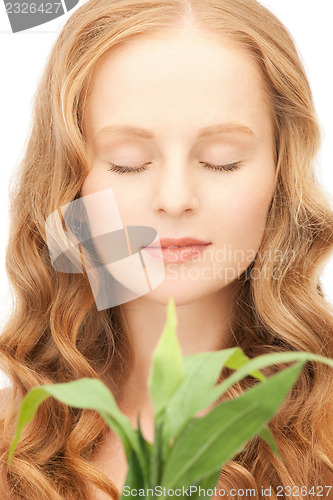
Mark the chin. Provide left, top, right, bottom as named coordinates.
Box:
left=139, top=280, right=217, bottom=307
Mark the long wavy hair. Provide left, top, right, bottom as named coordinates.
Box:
left=1, top=0, right=333, bottom=498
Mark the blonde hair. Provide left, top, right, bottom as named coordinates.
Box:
left=1, top=0, right=333, bottom=498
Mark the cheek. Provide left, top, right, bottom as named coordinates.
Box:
left=78, top=170, right=124, bottom=239
left=238, top=187, right=272, bottom=231
left=214, top=178, right=274, bottom=253
left=80, top=169, right=109, bottom=197
left=80, top=168, right=146, bottom=226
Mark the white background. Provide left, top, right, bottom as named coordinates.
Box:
left=0, top=1, right=332, bottom=388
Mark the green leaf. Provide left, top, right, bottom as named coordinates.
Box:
left=8, top=378, right=143, bottom=474
left=121, top=448, right=146, bottom=494
left=162, top=361, right=305, bottom=489
left=208, top=350, right=333, bottom=404
left=162, top=349, right=241, bottom=452
left=224, top=348, right=266, bottom=381
left=148, top=297, right=185, bottom=419
left=120, top=415, right=152, bottom=495
left=149, top=418, right=164, bottom=486
left=161, top=347, right=266, bottom=460
left=136, top=412, right=152, bottom=466
left=191, top=469, right=222, bottom=499
left=8, top=388, right=50, bottom=464
left=259, top=425, right=281, bottom=459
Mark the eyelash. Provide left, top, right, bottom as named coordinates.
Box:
left=107, top=161, right=241, bottom=174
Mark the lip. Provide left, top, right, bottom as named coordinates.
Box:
left=144, top=237, right=211, bottom=249
left=141, top=238, right=211, bottom=264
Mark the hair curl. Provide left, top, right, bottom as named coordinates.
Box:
left=1, top=0, right=333, bottom=498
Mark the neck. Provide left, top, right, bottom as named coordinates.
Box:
left=115, top=282, right=239, bottom=422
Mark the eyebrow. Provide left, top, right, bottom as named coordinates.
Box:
left=94, top=122, right=256, bottom=140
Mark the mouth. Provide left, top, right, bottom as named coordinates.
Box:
left=142, top=237, right=211, bottom=250
left=141, top=240, right=211, bottom=264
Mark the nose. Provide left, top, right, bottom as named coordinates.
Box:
left=152, top=160, right=199, bottom=215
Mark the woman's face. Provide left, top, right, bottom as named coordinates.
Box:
left=81, top=28, right=276, bottom=304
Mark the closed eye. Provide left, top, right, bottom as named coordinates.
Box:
left=107, top=161, right=241, bottom=174
left=199, top=161, right=241, bottom=172
left=108, top=162, right=151, bottom=174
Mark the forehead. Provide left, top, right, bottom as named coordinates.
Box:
left=83, top=28, right=272, bottom=145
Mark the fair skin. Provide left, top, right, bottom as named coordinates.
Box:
left=81, top=27, right=276, bottom=494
